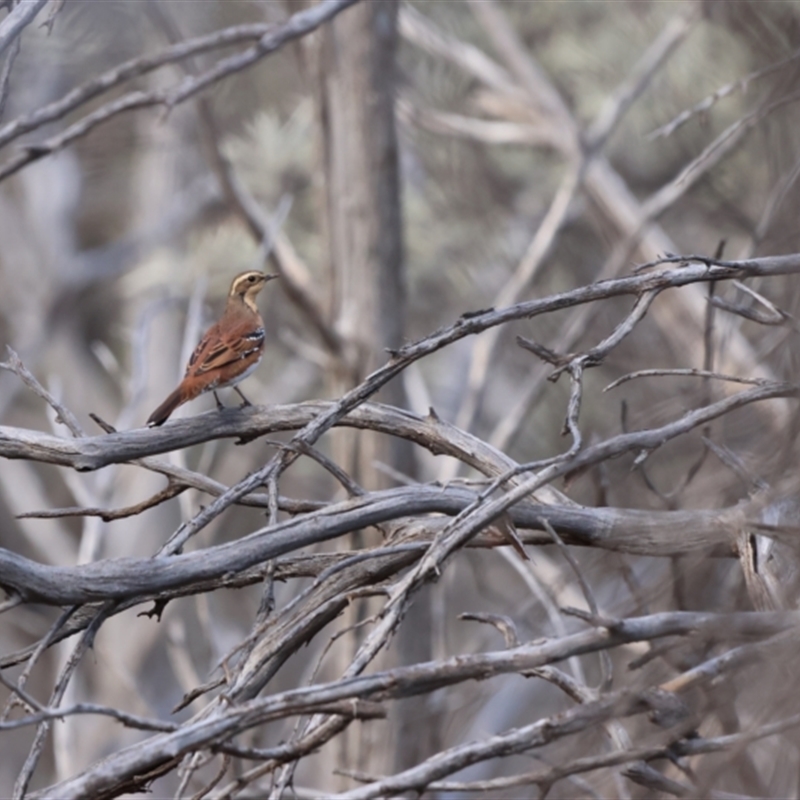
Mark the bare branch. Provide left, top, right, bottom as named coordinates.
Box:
left=0, top=0, right=48, bottom=58
left=648, top=48, right=800, bottom=140
left=0, top=22, right=273, bottom=150
left=0, top=0, right=361, bottom=183
left=605, top=369, right=767, bottom=392
left=14, top=604, right=111, bottom=798
left=458, top=612, right=519, bottom=648
left=586, top=10, right=696, bottom=149
left=16, top=479, right=187, bottom=522
left=2, top=254, right=798, bottom=475
left=0, top=478, right=755, bottom=608
left=37, top=610, right=800, bottom=799
left=0, top=33, right=19, bottom=121
left=2, top=0, right=799, bottom=790
left=642, top=89, right=800, bottom=221
left=1, top=346, right=84, bottom=436
left=0, top=702, right=176, bottom=733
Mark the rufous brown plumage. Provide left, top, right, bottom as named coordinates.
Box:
left=147, top=271, right=278, bottom=427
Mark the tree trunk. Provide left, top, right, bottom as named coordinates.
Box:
left=311, top=0, right=437, bottom=784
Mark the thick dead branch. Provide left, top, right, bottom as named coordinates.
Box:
left=0, top=482, right=754, bottom=608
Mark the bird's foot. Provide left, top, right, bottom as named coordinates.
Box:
left=233, top=386, right=252, bottom=408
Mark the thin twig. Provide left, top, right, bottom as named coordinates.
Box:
left=643, top=90, right=800, bottom=222
left=702, top=436, right=767, bottom=492
left=604, top=369, right=766, bottom=392
left=541, top=518, right=613, bottom=690
left=586, top=10, right=696, bottom=150
left=0, top=701, right=176, bottom=732
left=0, top=606, right=77, bottom=722
left=458, top=612, right=519, bottom=648
left=648, top=48, right=800, bottom=140
left=0, top=0, right=361, bottom=183
left=0, top=0, right=48, bottom=58
left=1, top=346, right=84, bottom=436
left=0, top=21, right=273, bottom=150
left=17, top=479, right=187, bottom=521
left=13, top=603, right=113, bottom=798
left=0, top=32, right=19, bottom=120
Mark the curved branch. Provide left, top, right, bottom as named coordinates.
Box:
left=37, top=611, right=799, bottom=800
left=0, top=482, right=748, bottom=607
left=0, top=0, right=360, bottom=182
left=2, top=254, right=799, bottom=471
left=0, top=401, right=517, bottom=473
left=0, top=21, right=273, bottom=150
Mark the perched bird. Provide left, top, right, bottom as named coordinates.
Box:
left=147, top=271, right=278, bottom=427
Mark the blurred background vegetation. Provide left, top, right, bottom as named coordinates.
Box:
left=3, top=0, right=800, bottom=796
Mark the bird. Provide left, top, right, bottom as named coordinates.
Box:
left=146, top=270, right=278, bottom=427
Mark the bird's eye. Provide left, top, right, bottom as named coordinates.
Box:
left=248, top=275, right=257, bottom=283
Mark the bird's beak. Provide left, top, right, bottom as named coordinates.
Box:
left=264, top=274, right=280, bottom=282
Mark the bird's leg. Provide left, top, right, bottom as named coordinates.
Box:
left=213, top=391, right=225, bottom=411
left=233, top=386, right=252, bottom=408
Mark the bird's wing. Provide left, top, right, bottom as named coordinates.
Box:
left=185, top=321, right=265, bottom=377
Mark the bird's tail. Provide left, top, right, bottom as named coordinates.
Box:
left=147, top=387, right=185, bottom=427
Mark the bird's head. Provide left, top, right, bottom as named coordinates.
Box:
left=229, top=271, right=279, bottom=311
